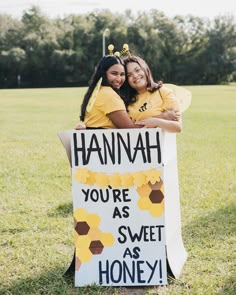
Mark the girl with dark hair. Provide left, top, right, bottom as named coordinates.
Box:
left=123, top=55, right=182, bottom=132
left=77, top=45, right=184, bottom=132
left=79, top=54, right=136, bottom=129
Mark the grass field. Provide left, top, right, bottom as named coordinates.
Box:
left=0, top=85, right=235, bottom=295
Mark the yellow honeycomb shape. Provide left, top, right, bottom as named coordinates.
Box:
left=88, top=228, right=102, bottom=240
left=75, top=233, right=91, bottom=249
left=108, top=173, right=121, bottom=188
left=137, top=196, right=152, bottom=210
left=76, top=247, right=93, bottom=263
left=74, top=208, right=88, bottom=221
left=120, top=173, right=134, bottom=188
left=74, top=167, right=90, bottom=184
left=73, top=208, right=115, bottom=264
left=95, top=173, right=109, bottom=188
left=86, top=213, right=101, bottom=228
left=145, top=169, right=161, bottom=184
left=136, top=183, right=152, bottom=198
left=100, top=232, right=115, bottom=246
left=136, top=177, right=165, bottom=217
left=133, top=172, right=147, bottom=186
left=149, top=200, right=165, bottom=217
left=86, top=171, right=97, bottom=186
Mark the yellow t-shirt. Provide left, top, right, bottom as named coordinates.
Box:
left=127, top=86, right=180, bottom=122
left=85, top=86, right=126, bottom=128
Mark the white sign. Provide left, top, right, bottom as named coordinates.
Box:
left=58, top=128, right=187, bottom=287
left=71, top=129, right=167, bottom=286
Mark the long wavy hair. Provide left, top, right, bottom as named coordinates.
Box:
left=122, top=55, right=162, bottom=107
left=80, top=55, right=125, bottom=121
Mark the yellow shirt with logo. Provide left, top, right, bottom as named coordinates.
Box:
left=127, top=86, right=180, bottom=122
left=85, top=86, right=126, bottom=128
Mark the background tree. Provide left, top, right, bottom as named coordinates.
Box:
left=0, top=6, right=235, bottom=88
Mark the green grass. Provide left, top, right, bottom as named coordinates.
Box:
left=0, top=85, right=235, bottom=295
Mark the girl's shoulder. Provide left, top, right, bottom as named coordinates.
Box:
left=100, top=86, right=117, bottom=95
left=97, top=86, right=121, bottom=104
left=158, top=85, right=174, bottom=95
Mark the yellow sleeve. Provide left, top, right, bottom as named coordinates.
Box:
left=96, top=87, right=126, bottom=114
left=159, top=86, right=180, bottom=111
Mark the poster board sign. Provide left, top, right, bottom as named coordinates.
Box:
left=58, top=128, right=188, bottom=287
left=71, top=128, right=167, bottom=286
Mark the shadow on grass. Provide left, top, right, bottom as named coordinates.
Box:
left=0, top=266, right=175, bottom=295
left=216, top=275, right=236, bottom=295
left=183, top=201, right=235, bottom=243
left=6, top=203, right=233, bottom=294
left=48, top=202, right=73, bottom=217
left=0, top=268, right=71, bottom=295
left=0, top=267, right=118, bottom=295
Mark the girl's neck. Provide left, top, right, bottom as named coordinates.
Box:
left=137, top=88, right=147, bottom=95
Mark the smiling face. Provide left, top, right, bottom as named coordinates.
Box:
left=126, top=62, right=148, bottom=94
left=106, top=64, right=126, bottom=89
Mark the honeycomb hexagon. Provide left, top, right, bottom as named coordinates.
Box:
left=136, top=176, right=165, bottom=217
left=77, top=247, right=93, bottom=263
left=75, top=221, right=90, bottom=235
left=89, top=240, right=104, bottom=254
left=74, top=208, right=88, bottom=221
left=150, top=200, right=165, bottom=217
left=75, top=233, right=91, bottom=249
left=137, top=196, right=152, bottom=210
left=149, top=190, right=164, bottom=203
left=86, top=213, right=101, bottom=228
left=88, top=228, right=102, bottom=240
left=136, top=183, right=152, bottom=198
left=74, top=208, right=115, bottom=264
left=100, top=232, right=115, bottom=246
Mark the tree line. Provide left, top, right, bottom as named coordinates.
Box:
left=0, top=6, right=235, bottom=88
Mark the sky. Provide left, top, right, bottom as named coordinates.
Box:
left=0, top=0, right=235, bottom=19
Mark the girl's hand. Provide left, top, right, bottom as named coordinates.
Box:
left=135, top=118, right=161, bottom=128
left=160, top=110, right=181, bottom=121
left=136, top=116, right=182, bottom=132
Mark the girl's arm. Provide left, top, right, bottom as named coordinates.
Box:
left=156, top=109, right=181, bottom=121
left=108, top=110, right=138, bottom=129
left=75, top=112, right=180, bottom=130
left=135, top=116, right=182, bottom=133
left=74, top=111, right=145, bottom=129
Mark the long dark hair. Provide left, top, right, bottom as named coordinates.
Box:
left=80, top=55, right=124, bottom=121
left=122, top=55, right=162, bottom=107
